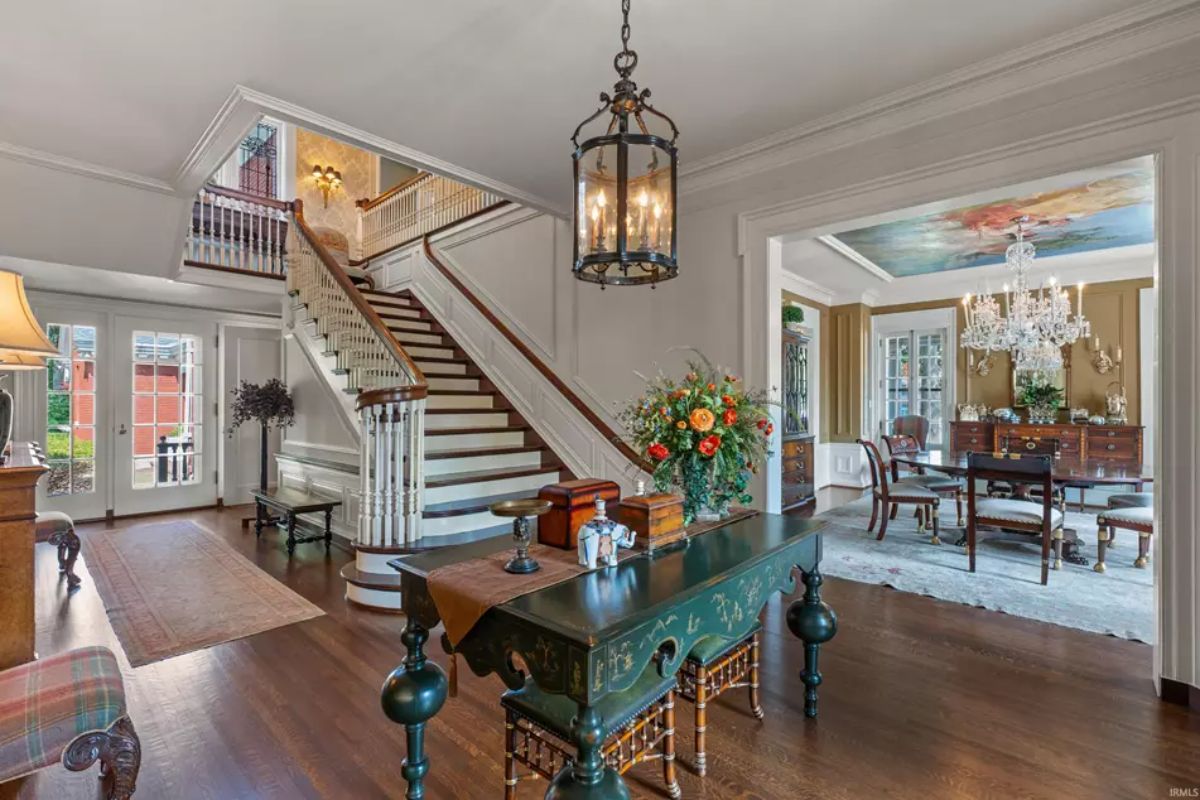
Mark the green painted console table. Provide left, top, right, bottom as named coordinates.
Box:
left=382, top=512, right=835, bottom=800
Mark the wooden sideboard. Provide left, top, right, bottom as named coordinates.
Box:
left=0, top=442, right=47, bottom=668
left=782, top=434, right=816, bottom=512
left=949, top=421, right=1143, bottom=461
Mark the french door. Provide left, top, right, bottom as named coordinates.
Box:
left=33, top=312, right=107, bottom=520
left=114, top=316, right=217, bottom=515
left=876, top=327, right=951, bottom=448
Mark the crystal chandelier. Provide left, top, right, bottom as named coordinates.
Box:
left=960, top=217, right=1090, bottom=371
left=571, top=0, right=679, bottom=287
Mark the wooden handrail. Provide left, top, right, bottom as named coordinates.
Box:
left=292, top=198, right=427, bottom=405
left=202, top=183, right=292, bottom=211
left=356, top=171, right=433, bottom=212
left=421, top=238, right=654, bottom=475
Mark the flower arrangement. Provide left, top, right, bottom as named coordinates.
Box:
left=620, top=356, right=773, bottom=523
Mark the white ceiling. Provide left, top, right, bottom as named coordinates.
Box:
left=0, top=0, right=1137, bottom=210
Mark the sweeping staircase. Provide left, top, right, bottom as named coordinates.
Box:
left=185, top=171, right=649, bottom=611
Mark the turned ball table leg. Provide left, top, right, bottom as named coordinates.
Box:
left=786, top=566, right=838, bottom=719
left=546, top=703, right=630, bottom=800
left=381, top=620, right=449, bottom=800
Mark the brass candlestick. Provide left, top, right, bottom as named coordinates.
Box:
left=490, top=498, right=553, bottom=574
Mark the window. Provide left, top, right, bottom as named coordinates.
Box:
left=237, top=121, right=279, bottom=199
left=131, top=331, right=203, bottom=489
left=44, top=324, right=97, bottom=496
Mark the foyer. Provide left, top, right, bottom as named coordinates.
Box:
left=3, top=2, right=1200, bottom=799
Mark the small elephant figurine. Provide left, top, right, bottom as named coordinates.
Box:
left=578, top=526, right=601, bottom=570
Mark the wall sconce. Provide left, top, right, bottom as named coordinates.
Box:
left=1088, top=335, right=1121, bottom=374
left=311, top=164, right=343, bottom=208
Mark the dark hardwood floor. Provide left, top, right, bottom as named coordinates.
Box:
left=4, top=506, right=1198, bottom=799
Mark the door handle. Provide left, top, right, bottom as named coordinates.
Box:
left=118, top=424, right=128, bottom=435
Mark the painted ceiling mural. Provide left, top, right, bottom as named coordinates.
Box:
left=831, top=165, right=1155, bottom=277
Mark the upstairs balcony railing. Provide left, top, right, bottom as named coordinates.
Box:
left=286, top=199, right=428, bottom=548
left=184, top=185, right=290, bottom=278
left=356, top=172, right=504, bottom=262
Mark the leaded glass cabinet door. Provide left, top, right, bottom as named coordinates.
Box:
left=781, top=331, right=811, bottom=437
left=33, top=312, right=107, bottom=520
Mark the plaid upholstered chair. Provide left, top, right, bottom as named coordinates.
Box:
left=0, top=646, right=140, bottom=798
left=502, top=663, right=680, bottom=799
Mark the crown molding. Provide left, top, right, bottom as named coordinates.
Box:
left=817, top=235, right=893, bottom=283
left=780, top=270, right=834, bottom=307
left=0, top=140, right=174, bottom=194
left=683, top=0, right=1200, bottom=198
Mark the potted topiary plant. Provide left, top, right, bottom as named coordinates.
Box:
left=1019, top=380, right=1064, bottom=424
left=228, top=378, right=295, bottom=494
left=782, top=304, right=806, bottom=333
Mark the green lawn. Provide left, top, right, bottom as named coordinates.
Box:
left=47, top=430, right=94, bottom=459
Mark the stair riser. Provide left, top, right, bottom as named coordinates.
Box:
left=415, top=360, right=467, bottom=375
left=364, top=294, right=414, bottom=308
left=425, top=412, right=511, bottom=429
left=391, top=331, right=445, bottom=346
left=356, top=550, right=404, bottom=574
left=425, top=471, right=559, bottom=505
left=425, top=430, right=525, bottom=451
left=382, top=318, right=433, bottom=333
left=405, top=345, right=457, bottom=360
left=426, top=394, right=494, bottom=410
left=425, top=450, right=543, bottom=476
left=426, top=376, right=480, bottom=392
left=345, top=582, right=404, bottom=611
left=421, top=511, right=507, bottom=538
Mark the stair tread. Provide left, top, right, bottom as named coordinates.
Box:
left=413, top=356, right=472, bottom=364
left=427, top=388, right=497, bottom=396
left=339, top=564, right=403, bottom=591
left=426, top=407, right=507, bottom=415
left=426, top=444, right=546, bottom=460
left=425, top=464, right=560, bottom=488
left=426, top=425, right=531, bottom=436
left=423, top=489, right=541, bottom=516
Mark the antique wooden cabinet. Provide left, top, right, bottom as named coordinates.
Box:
left=782, top=436, right=816, bottom=512
left=948, top=420, right=1143, bottom=461
left=0, top=442, right=47, bottom=668
left=781, top=328, right=815, bottom=512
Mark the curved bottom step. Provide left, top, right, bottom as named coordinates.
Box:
left=341, top=562, right=404, bottom=612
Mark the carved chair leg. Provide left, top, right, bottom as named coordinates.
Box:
left=929, top=504, right=941, bottom=546
left=1052, top=529, right=1064, bottom=571
left=694, top=663, right=708, bottom=776
left=749, top=633, right=764, bottom=720
left=662, top=690, right=681, bottom=799
left=1135, top=532, right=1150, bottom=568
left=915, top=505, right=925, bottom=534
left=889, top=504, right=899, bottom=520
left=1040, top=529, right=1051, bottom=586
left=955, top=489, right=965, bottom=527
left=1094, top=525, right=1110, bottom=573
left=62, top=528, right=81, bottom=589
left=504, top=714, right=518, bottom=800
left=63, top=716, right=141, bottom=800
left=867, top=497, right=879, bottom=533
left=877, top=502, right=891, bottom=541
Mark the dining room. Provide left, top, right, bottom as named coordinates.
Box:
left=777, top=155, right=1158, bottom=645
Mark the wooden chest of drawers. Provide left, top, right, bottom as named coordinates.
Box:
left=782, top=435, right=815, bottom=511
left=948, top=421, right=1143, bottom=461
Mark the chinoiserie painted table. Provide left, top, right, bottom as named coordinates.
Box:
left=250, top=487, right=340, bottom=556
left=381, top=512, right=834, bottom=800
left=892, top=451, right=1153, bottom=564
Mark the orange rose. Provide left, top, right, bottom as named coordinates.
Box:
left=689, top=408, right=715, bottom=432
left=697, top=434, right=722, bottom=457
left=722, top=408, right=737, bottom=426
left=676, top=420, right=687, bottom=430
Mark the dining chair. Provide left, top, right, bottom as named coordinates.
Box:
left=858, top=439, right=942, bottom=544
left=997, top=436, right=1067, bottom=513
left=892, top=415, right=930, bottom=450
left=966, top=452, right=1065, bottom=585
left=1095, top=504, right=1154, bottom=573
left=882, top=433, right=965, bottom=526
left=677, top=627, right=762, bottom=776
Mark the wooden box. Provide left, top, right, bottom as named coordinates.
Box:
left=537, top=479, right=621, bottom=550
left=616, top=493, right=686, bottom=552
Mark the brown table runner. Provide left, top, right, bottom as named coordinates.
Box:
left=429, top=544, right=639, bottom=646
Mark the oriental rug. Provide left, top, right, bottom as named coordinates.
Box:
left=817, top=496, right=1154, bottom=643
left=80, top=520, right=324, bottom=666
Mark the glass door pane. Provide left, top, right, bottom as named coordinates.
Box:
left=883, top=334, right=911, bottom=435
left=914, top=331, right=946, bottom=446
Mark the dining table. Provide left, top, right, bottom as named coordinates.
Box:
left=891, top=450, right=1153, bottom=564
left=380, top=511, right=834, bottom=800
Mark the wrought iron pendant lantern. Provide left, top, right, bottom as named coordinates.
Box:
left=572, top=0, right=679, bottom=287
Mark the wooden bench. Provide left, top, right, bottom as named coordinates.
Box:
left=250, top=488, right=341, bottom=557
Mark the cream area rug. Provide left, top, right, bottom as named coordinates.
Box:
left=817, top=497, right=1154, bottom=643
left=80, top=520, right=325, bottom=666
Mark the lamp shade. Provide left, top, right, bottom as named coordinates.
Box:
left=0, top=271, right=56, bottom=357
left=0, top=349, right=46, bottom=370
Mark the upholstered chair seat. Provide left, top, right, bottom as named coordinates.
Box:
left=1107, top=492, right=1154, bottom=510
left=1095, top=505, right=1155, bottom=573
left=975, top=498, right=1065, bottom=529
left=875, top=482, right=940, bottom=503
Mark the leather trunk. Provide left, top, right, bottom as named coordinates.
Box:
left=537, top=479, right=621, bottom=550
